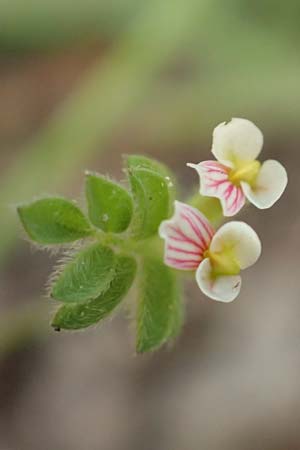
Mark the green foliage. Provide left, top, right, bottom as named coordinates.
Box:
left=126, top=155, right=175, bottom=240
left=127, top=154, right=177, bottom=208
left=136, top=255, right=183, bottom=353
left=16, top=155, right=197, bottom=352
left=85, top=173, right=133, bottom=233
left=126, top=155, right=174, bottom=181
left=17, top=198, right=92, bottom=244
left=51, top=243, right=115, bottom=303
left=52, top=254, right=137, bottom=330
left=167, top=280, right=185, bottom=341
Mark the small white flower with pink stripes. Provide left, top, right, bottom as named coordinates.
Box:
left=188, top=118, right=288, bottom=216
left=159, top=201, right=261, bottom=302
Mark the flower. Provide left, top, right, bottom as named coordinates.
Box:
left=159, top=201, right=261, bottom=302
left=187, top=118, right=288, bottom=216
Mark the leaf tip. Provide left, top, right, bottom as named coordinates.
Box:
left=16, top=203, right=24, bottom=218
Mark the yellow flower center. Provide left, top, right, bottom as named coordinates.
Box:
left=229, top=159, right=261, bottom=187
left=204, top=248, right=240, bottom=277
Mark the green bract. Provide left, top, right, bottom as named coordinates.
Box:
left=17, top=154, right=183, bottom=353
left=85, top=174, right=133, bottom=233
left=17, top=197, right=92, bottom=244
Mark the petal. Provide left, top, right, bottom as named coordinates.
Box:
left=241, top=159, right=288, bottom=209
left=210, top=221, right=261, bottom=270
left=212, top=118, right=264, bottom=165
left=159, top=201, right=214, bottom=270
left=196, top=258, right=241, bottom=302
left=187, top=161, right=246, bottom=217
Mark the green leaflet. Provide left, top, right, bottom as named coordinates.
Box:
left=167, top=279, right=185, bottom=341
left=51, top=243, right=115, bottom=303
left=127, top=166, right=172, bottom=241
left=136, top=255, right=184, bottom=353
left=126, top=154, right=175, bottom=181
left=52, top=255, right=137, bottom=330
left=85, top=174, right=133, bottom=233
left=128, top=167, right=169, bottom=239
left=126, top=154, right=177, bottom=213
left=17, top=197, right=92, bottom=244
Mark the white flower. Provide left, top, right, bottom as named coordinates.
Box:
left=187, top=118, right=288, bottom=216
left=159, top=201, right=261, bottom=302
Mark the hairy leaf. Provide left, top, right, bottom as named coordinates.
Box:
left=52, top=255, right=137, bottom=330
left=126, top=154, right=177, bottom=211
left=126, top=154, right=173, bottom=178
left=127, top=167, right=170, bottom=239
left=86, top=174, right=133, bottom=232
left=51, top=243, right=115, bottom=303
left=17, top=197, right=92, bottom=244
left=136, top=255, right=183, bottom=353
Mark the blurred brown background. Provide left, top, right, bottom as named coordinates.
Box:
left=0, top=1, right=299, bottom=449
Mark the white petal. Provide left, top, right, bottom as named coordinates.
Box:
left=212, top=118, right=264, bottom=165
left=195, top=258, right=241, bottom=302
left=159, top=201, right=214, bottom=270
left=210, top=221, right=261, bottom=270
left=187, top=161, right=246, bottom=217
left=241, top=159, right=288, bottom=209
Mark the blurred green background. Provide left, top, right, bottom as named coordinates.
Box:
left=0, top=1, right=299, bottom=449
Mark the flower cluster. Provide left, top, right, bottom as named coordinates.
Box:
left=159, top=118, right=287, bottom=302
left=188, top=118, right=287, bottom=216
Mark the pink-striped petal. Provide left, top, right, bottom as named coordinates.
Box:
left=187, top=161, right=246, bottom=217
left=159, top=201, right=214, bottom=270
